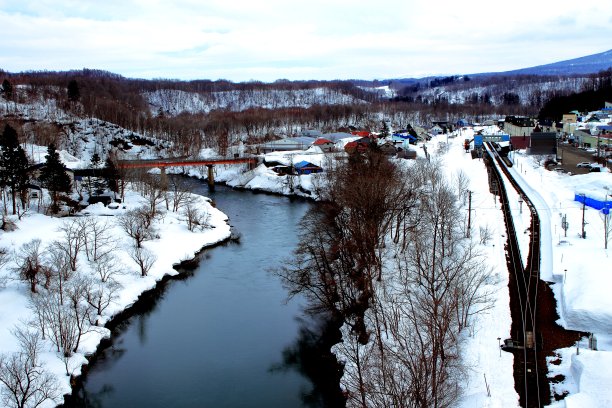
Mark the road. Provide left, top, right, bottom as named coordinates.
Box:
left=556, top=144, right=609, bottom=174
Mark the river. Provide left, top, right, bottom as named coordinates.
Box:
left=65, top=181, right=344, bottom=407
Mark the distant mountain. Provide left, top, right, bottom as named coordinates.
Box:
left=479, top=49, right=612, bottom=77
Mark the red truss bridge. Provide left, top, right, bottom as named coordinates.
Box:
left=117, top=156, right=259, bottom=187
left=117, top=157, right=258, bottom=169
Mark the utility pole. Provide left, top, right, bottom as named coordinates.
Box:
left=580, top=193, right=586, bottom=239
left=467, top=190, right=472, bottom=238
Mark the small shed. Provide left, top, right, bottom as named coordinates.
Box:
left=294, top=160, right=322, bottom=175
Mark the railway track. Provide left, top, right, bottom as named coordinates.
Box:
left=483, top=143, right=545, bottom=407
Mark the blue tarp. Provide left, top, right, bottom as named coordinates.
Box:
left=575, top=194, right=611, bottom=214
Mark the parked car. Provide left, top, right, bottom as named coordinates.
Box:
left=589, top=166, right=603, bottom=172
left=576, top=162, right=593, bottom=168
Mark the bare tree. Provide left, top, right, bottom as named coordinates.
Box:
left=0, top=328, right=60, bottom=408
left=81, top=218, right=115, bottom=262
left=129, top=246, right=156, bottom=277
left=44, top=243, right=74, bottom=306
left=64, top=275, right=95, bottom=353
left=333, top=328, right=372, bottom=407
left=183, top=204, right=211, bottom=232
left=454, top=169, right=470, bottom=206
left=168, top=177, right=195, bottom=212
left=602, top=207, right=612, bottom=250
left=479, top=224, right=493, bottom=245
left=90, top=253, right=121, bottom=283
left=84, top=277, right=121, bottom=325
left=54, top=219, right=87, bottom=271
left=117, top=206, right=158, bottom=248
left=29, top=289, right=78, bottom=356
left=139, top=173, right=167, bottom=217
left=11, top=239, right=48, bottom=293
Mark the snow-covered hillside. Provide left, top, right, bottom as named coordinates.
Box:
left=417, top=77, right=588, bottom=106
left=144, top=88, right=368, bottom=116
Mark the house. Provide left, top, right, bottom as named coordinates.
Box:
left=312, top=138, right=335, bottom=153
left=431, top=121, right=452, bottom=133
left=538, top=119, right=558, bottom=134
left=430, top=125, right=444, bottom=135
left=344, top=140, right=369, bottom=154
left=528, top=132, right=557, bottom=155
left=258, top=137, right=315, bottom=153
left=321, top=132, right=355, bottom=143
left=504, top=116, right=535, bottom=137
left=300, top=129, right=323, bottom=138
left=271, top=165, right=293, bottom=175
left=562, top=113, right=578, bottom=124
left=293, top=160, right=322, bottom=175
left=351, top=131, right=371, bottom=138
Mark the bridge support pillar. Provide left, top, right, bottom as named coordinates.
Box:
left=159, top=167, right=168, bottom=189
left=207, top=165, right=215, bottom=190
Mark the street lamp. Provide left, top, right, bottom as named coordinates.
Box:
left=518, top=197, right=523, bottom=214
left=497, top=337, right=501, bottom=357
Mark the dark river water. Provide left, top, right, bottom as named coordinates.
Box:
left=66, top=181, right=343, bottom=407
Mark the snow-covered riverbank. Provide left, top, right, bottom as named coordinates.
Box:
left=0, top=189, right=231, bottom=406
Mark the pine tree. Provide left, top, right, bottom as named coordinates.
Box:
left=1, top=79, right=13, bottom=100
left=380, top=121, right=390, bottom=138
left=89, top=153, right=105, bottom=195
left=0, top=124, right=29, bottom=214
left=39, top=144, right=71, bottom=213
left=67, top=79, right=80, bottom=102
left=103, top=156, right=120, bottom=197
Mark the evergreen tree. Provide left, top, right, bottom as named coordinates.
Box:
left=103, top=156, right=120, bottom=197
left=88, top=153, right=105, bottom=195
left=1, top=79, right=13, bottom=100
left=380, top=121, right=390, bottom=138
left=91, top=153, right=101, bottom=167
left=0, top=124, right=29, bottom=214
left=39, top=144, right=71, bottom=213
left=67, top=79, right=80, bottom=102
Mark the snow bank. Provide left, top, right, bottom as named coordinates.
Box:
left=564, top=350, right=612, bottom=408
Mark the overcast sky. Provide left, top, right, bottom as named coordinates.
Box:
left=1, top=0, right=611, bottom=82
